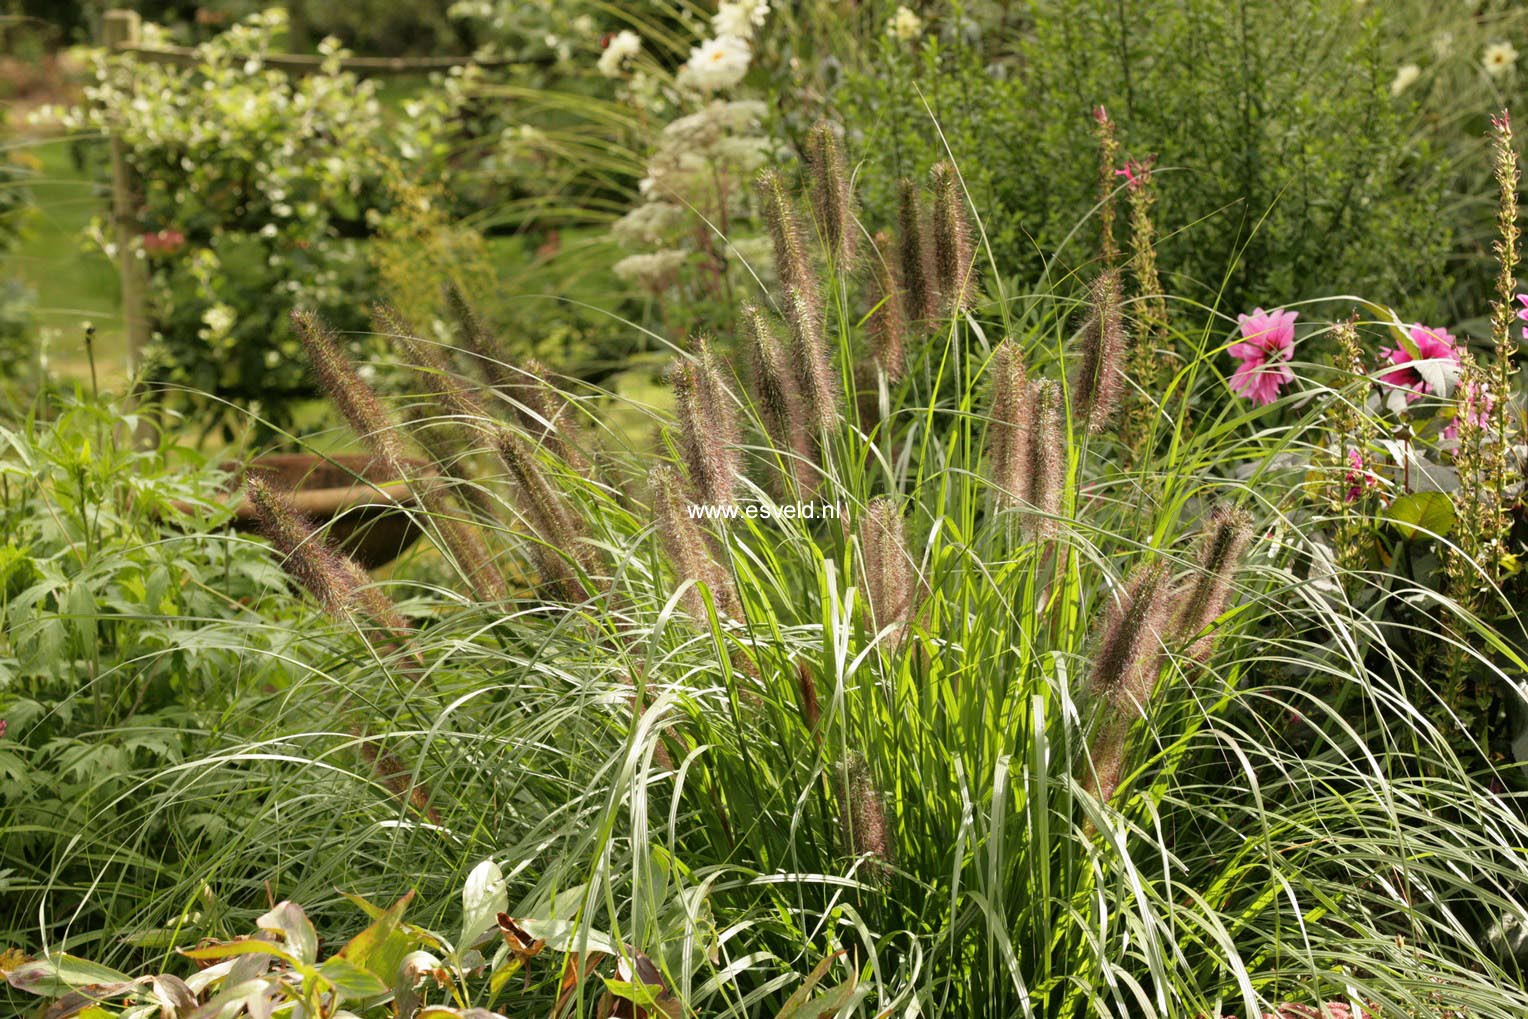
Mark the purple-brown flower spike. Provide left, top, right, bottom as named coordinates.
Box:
left=373, top=302, right=490, bottom=426
left=492, top=427, right=595, bottom=605
left=1080, top=714, right=1132, bottom=806
left=669, top=338, right=743, bottom=509
left=1070, top=269, right=1128, bottom=435
left=984, top=339, right=1030, bottom=512
left=837, top=752, right=891, bottom=881
left=859, top=496, right=915, bottom=640
left=1089, top=560, right=1172, bottom=708
left=649, top=465, right=739, bottom=620
left=869, top=230, right=907, bottom=382
left=293, top=307, right=407, bottom=465
left=1023, top=378, right=1065, bottom=539
left=930, top=161, right=978, bottom=314
left=1173, top=504, right=1254, bottom=660
left=785, top=285, right=840, bottom=437
left=742, top=303, right=816, bottom=490
left=805, top=120, right=855, bottom=263
left=445, top=283, right=517, bottom=397
left=246, top=474, right=408, bottom=632
left=757, top=167, right=822, bottom=334
left=897, top=177, right=934, bottom=322
left=509, top=359, right=591, bottom=476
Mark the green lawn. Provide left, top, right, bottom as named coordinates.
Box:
left=8, top=133, right=124, bottom=383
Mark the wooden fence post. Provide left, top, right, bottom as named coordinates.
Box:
left=102, top=9, right=151, bottom=379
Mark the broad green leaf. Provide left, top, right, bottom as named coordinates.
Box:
left=6, top=955, right=135, bottom=997
left=316, top=956, right=389, bottom=999
left=179, top=939, right=300, bottom=970
left=1386, top=491, right=1455, bottom=541
left=257, top=902, right=318, bottom=965
left=460, top=860, right=508, bottom=950
left=338, top=889, right=415, bottom=980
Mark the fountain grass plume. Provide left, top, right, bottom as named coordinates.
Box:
left=650, top=465, right=739, bottom=620
left=508, top=359, right=591, bottom=476
left=1070, top=269, right=1127, bottom=435
left=805, top=120, right=855, bottom=264
left=1024, top=378, right=1065, bottom=539
left=743, top=302, right=816, bottom=492
left=757, top=167, right=822, bottom=335
left=931, top=161, right=978, bottom=314
left=670, top=337, right=743, bottom=509
left=896, top=176, right=934, bottom=322
left=1088, top=559, right=1172, bottom=707
left=869, top=230, right=907, bottom=383
left=786, top=284, right=841, bottom=437
left=1173, top=504, right=1254, bottom=661
left=491, top=427, right=596, bottom=605
left=858, top=496, right=914, bottom=640
left=445, top=282, right=517, bottom=396
left=837, top=752, right=891, bottom=882
left=984, top=339, right=1030, bottom=512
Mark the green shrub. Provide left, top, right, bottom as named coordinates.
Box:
left=841, top=0, right=1455, bottom=323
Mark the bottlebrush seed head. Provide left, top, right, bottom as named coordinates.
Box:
left=374, top=302, right=488, bottom=426
left=742, top=303, right=815, bottom=481
left=293, top=307, right=406, bottom=465
left=1174, top=504, right=1254, bottom=659
left=510, top=359, right=590, bottom=475
left=805, top=120, right=855, bottom=263
left=930, top=161, right=977, bottom=314
left=859, top=496, right=914, bottom=636
left=797, top=660, right=821, bottom=732
left=897, top=177, right=934, bottom=322
left=1024, top=378, right=1065, bottom=538
left=1080, top=714, right=1132, bottom=806
left=785, top=285, right=840, bottom=437
left=669, top=338, right=742, bottom=509
left=649, top=465, right=739, bottom=619
left=837, top=752, right=891, bottom=881
left=1070, top=270, right=1128, bottom=434
left=445, top=283, right=517, bottom=396
left=869, top=230, right=907, bottom=382
left=985, top=339, right=1030, bottom=511
left=492, top=427, right=592, bottom=604
left=757, top=167, right=821, bottom=332
left=1089, top=560, right=1172, bottom=706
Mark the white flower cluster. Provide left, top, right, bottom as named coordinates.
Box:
left=677, top=34, right=752, bottom=93
left=598, top=30, right=642, bottom=79
left=713, top=0, right=770, bottom=41
left=887, top=5, right=924, bottom=42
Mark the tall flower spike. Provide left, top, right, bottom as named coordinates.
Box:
left=786, top=285, right=840, bottom=436
left=896, top=177, right=934, bottom=322
left=293, top=308, right=407, bottom=465
left=649, top=465, right=739, bottom=620
left=295, top=307, right=507, bottom=602
left=509, top=359, right=591, bottom=475
left=669, top=338, right=742, bottom=509
left=492, top=428, right=594, bottom=604
left=374, top=303, right=491, bottom=426
left=742, top=303, right=816, bottom=492
left=1089, top=560, right=1172, bottom=707
left=1023, top=378, right=1065, bottom=538
left=869, top=230, right=907, bottom=382
left=859, top=496, right=915, bottom=641
left=1070, top=270, right=1127, bottom=434
left=445, top=282, right=517, bottom=396
left=805, top=120, right=855, bottom=263
left=757, top=167, right=822, bottom=333
left=1080, top=713, right=1132, bottom=805
left=1093, top=106, right=1122, bottom=267
left=984, top=339, right=1030, bottom=512
left=837, top=752, right=891, bottom=881
left=930, top=161, right=978, bottom=314
left=1173, top=504, right=1254, bottom=660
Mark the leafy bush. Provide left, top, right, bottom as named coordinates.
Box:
left=841, top=0, right=1455, bottom=324
left=54, top=9, right=470, bottom=427
left=0, top=391, right=306, bottom=948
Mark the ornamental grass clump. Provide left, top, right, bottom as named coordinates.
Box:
left=44, top=130, right=1528, bottom=1019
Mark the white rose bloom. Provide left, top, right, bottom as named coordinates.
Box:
left=887, top=5, right=924, bottom=42
left=1483, top=40, right=1519, bottom=77
left=1390, top=63, right=1421, bottom=96
left=677, top=35, right=751, bottom=92
left=713, top=0, right=770, bottom=41
left=598, top=30, right=643, bottom=78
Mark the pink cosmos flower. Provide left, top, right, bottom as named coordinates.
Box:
left=1378, top=323, right=1460, bottom=402
left=1228, top=307, right=1298, bottom=405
